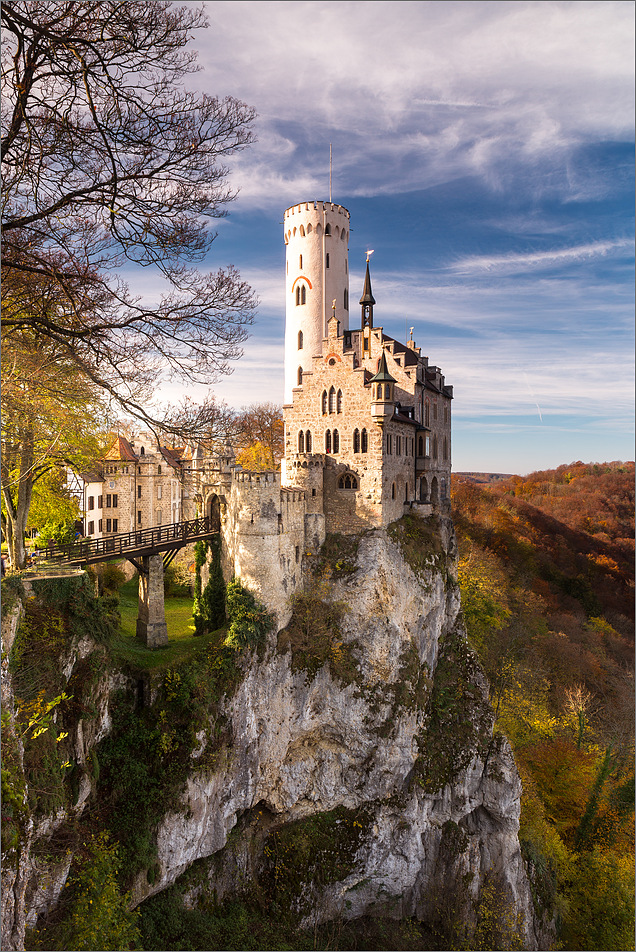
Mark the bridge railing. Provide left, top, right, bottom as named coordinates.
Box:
left=40, top=517, right=213, bottom=565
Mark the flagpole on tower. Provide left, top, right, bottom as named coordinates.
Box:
left=329, top=143, right=332, bottom=203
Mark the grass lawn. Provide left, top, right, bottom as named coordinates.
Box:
left=110, top=576, right=220, bottom=671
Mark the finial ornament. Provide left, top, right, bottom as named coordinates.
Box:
left=409, top=327, right=414, bottom=341
left=332, top=299, right=337, bottom=315
left=366, top=249, right=375, bottom=263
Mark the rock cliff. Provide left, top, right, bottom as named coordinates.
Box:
left=1, top=513, right=544, bottom=950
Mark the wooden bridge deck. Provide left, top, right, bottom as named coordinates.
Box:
left=40, top=517, right=217, bottom=566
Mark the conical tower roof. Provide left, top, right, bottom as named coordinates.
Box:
left=369, top=350, right=396, bottom=384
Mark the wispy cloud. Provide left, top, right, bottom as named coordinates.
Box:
left=450, top=239, right=635, bottom=275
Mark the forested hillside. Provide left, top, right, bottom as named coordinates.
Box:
left=452, top=461, right=634, bottom=951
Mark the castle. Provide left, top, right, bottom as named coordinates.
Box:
left=78, top=200, right=453, bottom=622
left=197, top=200, right=453, bottom=620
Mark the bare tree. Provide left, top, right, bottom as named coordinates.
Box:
left=1, top=0, right=257, bottom=428
left=1, top=1, right=258, bottom=565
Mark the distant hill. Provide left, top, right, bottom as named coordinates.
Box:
left=454, top=471, right=514, bottom=485
left=451, top=459, right=634, bottom=950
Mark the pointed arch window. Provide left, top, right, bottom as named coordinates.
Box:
left=298, top=430, right=305, bottom=453
left=333, top=429, right=340, bottom=453
left=295, top=284, right=307, bottom=306
left=325, top=223, right=331, bottom=236
left=321, top=390, right=328, bottom=415
left=299, top=226, right=305, bottom=237
left=298, top=330, right=303, bottom=350
left=297, top=366, right=303, bottom=386
left=336, top=389, right=343, bottom=413
left=338, top=473, right=358, bottom=490
left=433, top=436, right=438, bottom=459
left=325, top=429, right=332, bottom=454
left=361, top=428, right=368, bottom=453
left=306, top=430, right=312, bottom=452
left=418, top=435, right=424, bottom=457
left=328, top=386, right=336, bottom=414
left=353, top=429, right=360, bottom=453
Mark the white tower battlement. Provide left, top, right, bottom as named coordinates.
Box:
left=283, top=201, right=350, bottom=402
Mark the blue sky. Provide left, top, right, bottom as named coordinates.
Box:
left=141, top=0, right=634, bottom=475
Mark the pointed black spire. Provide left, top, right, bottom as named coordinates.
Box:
left=359, top=257, right=376, bottom=306
left=360, top=253, right=375, bottom=336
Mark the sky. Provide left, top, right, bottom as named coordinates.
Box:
left=146, top=0, right=634, bottom=475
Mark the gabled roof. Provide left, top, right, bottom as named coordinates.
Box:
left=159, top=446, right=182, bottom=469
left=104, top=434, right=137, bottom=462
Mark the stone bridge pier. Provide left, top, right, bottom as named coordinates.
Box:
left=136, top=554, right=168, bottom=648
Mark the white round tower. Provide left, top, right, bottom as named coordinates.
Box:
left=283, top=201, right=350, bottom=403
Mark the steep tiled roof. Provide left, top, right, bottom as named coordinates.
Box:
left=104, top=435, right=137, bottom=462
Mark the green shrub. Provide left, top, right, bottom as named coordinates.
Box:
left=225, top=579, right=273, bottom=650
left=31, top=832, right=140, bottom=951
left=164, top=562, right=192, bottom=598
left=193, top=538, right=225, bottom=635
left=100, top=562, right=127, bottom=594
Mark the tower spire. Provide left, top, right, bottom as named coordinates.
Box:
left=360, top=252, right=375, bottom=340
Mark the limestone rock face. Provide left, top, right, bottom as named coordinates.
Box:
left=141, top=516, right=541, bottom=948
left=1, top=516, right=545, bottom=950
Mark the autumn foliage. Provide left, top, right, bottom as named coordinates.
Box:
left=452, top=461, right=634, bottom=950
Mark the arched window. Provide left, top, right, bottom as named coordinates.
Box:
left=353, top=429, right=360, bottom=453
left=321, top=390, right=328, bottom=415
left=328, top=386, right=336, bottom=413
left=384, top=383, right=392, bottom=399
left=325, top=429, right=332, bottom=453
left=307, top=223, right=313, bottom=234
left=306, top=430, right=312, bottom=452
left=337, top=389, right=343, bottom=413
left=298, top=430, right=305, bottom=453
left=441, top=478, right=447, bottom=499
left=433, top=401, right=438, bottom=421
left=433, top=436, right=438, bottom=459
left=140, top=446, right=145, bottom=455
left=296, top=286, right=301, bottom=306
left=338, top=473, right=358, bottom=490
left=344, top=289, right=348, bottom=310
left=325, top=223, right=331, bottom=235
left=297, top=366, right=303, bottom=386
left=424, top=400, right=430, bottom=426
left=301, top=285, right=306, bottom=305
left=361, top=428, right=368, bottom=453
left=418, top=435, right=424, bottom=457
left=298, top=330, right=303, bottom=350
left=299, top=226, right=305, bottom=237
left=333, top=429, right=340, bottom=453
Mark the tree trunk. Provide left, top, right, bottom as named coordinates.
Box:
left=1, top=427, right=34, bottom=569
